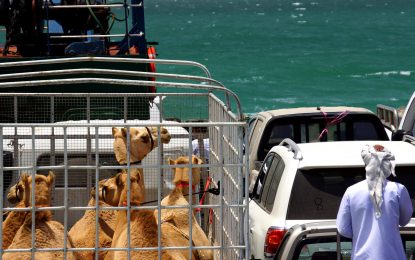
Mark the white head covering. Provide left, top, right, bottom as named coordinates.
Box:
left=361, top=144, right=396, bottom=218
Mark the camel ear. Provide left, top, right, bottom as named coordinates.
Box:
left=121, top=128, right=128, bottom=138
left=131, top=170, right=141, bottom=182
left=90, top=186, right=96, bottom=198
left=115, top=173, right=123, bottom=186
left=16, top=186, right=24, bottom=203
left=168, top=158, right=176, bottom=172
left=112, top=127, right=119, bottom=136
left=160, top=127, right=171, bottom=144
left=168, top=158, right=175, bottom=165
left=47, top=171, right=55, bottom=185
left=192, top=155, right=203, bottom=165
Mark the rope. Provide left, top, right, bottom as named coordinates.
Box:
left=317, top=107, right=349, bottom=141
left=195, top=177, right=212, bottom=212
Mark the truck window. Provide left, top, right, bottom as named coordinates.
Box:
left=37, top=153, right=118, bottom=187
left=249, top=118, right=264, bottom=150
left=258, top=113, right=389, bottom=162
left=352, top=121, right=381, bottom=140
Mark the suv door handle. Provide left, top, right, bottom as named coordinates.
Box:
left=250, top=228, right=254, bottom=234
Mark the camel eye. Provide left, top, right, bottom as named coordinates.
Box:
left=102, top=186, right=107, bottom=201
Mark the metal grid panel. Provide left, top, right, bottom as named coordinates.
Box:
left=0, top=92, right=248, bottom=259
left=208, top=94, right=248, bottom=259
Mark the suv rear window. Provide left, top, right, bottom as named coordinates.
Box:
left=287, top=166, right=415, bottom=219
left=258, top=113, right=389, bottom=161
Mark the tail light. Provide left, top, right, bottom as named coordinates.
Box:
left=264, top=226, right=287, bottom=257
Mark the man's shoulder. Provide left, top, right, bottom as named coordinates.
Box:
left=349, top=180, right=366, bottom=189
left=385, top=180, right=407, bottom=191
left=345, top=180, right=367, bottom=194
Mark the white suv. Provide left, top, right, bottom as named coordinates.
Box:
left=248, top=139, right=415, bottom=259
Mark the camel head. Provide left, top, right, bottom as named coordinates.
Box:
left=112, top=126, right=171, bottom=164
left=7, top=171, right=55, bottom=207
left=99, top=170, right=145, bottom=207
left=7, top=181, right=23, bottom=204
left=91, top=177, right=118, bottom=206
left=169, top=155, right=203, bottom=188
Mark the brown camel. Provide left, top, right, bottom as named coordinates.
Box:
left=68, top=178, right=118, bottom=260
left=101, top=170, right=195, bottom=260
left=112, top=126, right=171, bottom=202
left=160, top=155, right=214, bottom=260
left=3, top=171, right=78, bottom=260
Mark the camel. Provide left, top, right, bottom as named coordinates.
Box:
left=68, top=178, right=118, bottom=260
left=160, top=155, right=214, bottom=260
left=112, top=126, right=171, bottom=202
left=3, top=171, right=78, bottom=260
left=102, top=170, right=193, bottom=260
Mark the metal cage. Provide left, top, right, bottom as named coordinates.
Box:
left=0, top=57, right=249, bottom=259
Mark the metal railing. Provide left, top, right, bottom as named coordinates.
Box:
left=0, top=57, right=244, bottom=120
left=376, top=104, right=400, bottom=131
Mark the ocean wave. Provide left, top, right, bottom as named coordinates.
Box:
left=253, top=97, right=297, bottom=104
left=351, top=70, right=412, bottom=78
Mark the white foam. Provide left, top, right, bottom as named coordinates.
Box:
left=366, top=70, right=412, bottom=77
left=400, top=71, right=411, bottom=76
left=270, top=97, right=297, bottom=104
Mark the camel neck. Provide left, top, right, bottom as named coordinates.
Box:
left=114, top=209, right=158, bottom=247
left=118, top=159, right=142, bottom=166
left=175, top=184, right=198, bottom=205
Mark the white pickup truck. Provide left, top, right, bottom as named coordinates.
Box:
left=377, top=91, right=415, bottom=143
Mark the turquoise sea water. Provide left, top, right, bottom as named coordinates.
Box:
left=144, top=0, right=415, bottom=115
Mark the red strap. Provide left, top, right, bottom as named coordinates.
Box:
left=318, top=109, right=349, bottom=140
left=175, top=181, right=196, bottom=190
left=195, top=177, right=212, bottom=212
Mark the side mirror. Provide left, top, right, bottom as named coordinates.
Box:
left=391, top=129, right=410, bottom=141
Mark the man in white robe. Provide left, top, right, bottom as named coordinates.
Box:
left=337, top=144, right=413, bottom=260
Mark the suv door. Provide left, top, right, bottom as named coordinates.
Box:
left=249, top=152, right=285, bottom=259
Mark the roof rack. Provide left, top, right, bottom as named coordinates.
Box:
left=278, top=138, right=303, bottom=160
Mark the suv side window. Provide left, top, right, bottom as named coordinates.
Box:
left=253, top=154, right=274, bottom=200
left=264, top=157, right=285, bottom=212
left=253, top=152, right=285, bottom=212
